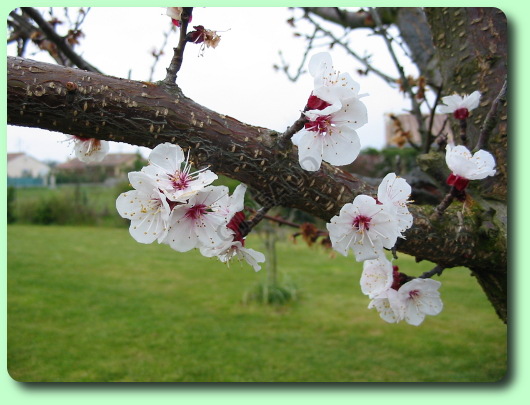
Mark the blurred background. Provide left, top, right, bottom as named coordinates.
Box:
left=6, top=7, right=506, bottom=382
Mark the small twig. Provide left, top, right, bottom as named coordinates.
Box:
left=277, top=110, right=307, bottom=149
left=424, top=85, right=444, bottom=153
left=459, top=118, right=468, bottom=147
left=149, top=23, right=174, bottom=82
left=163, top=7, right=193, bottom=86
left=432, top=187, right=456, bottom=220
left=304, top=13, right=397, bottom=85
left=278, top=25, right=319, bottom=82
left=474, top=79, right=507, bottom=152
left=419, top=264, right=446, bottom=279
left=370, top=7, right=430, bottom=150
left=240, top=206, right=271, bottom=238
left=243, top=207, right=329, bottom=239
left=20, top=7, right=101, bottom=73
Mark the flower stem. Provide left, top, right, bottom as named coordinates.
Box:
left=459, top=118, right=468, bottom=146
left=432, top=187, right=457, bottom=220
left=163, top=7, right=193, bottom=86
left=277, top=110, right=307, bottom=150
left=474, top=79, right=507, bottom=152
left=419, top=264, right=446, bottom=279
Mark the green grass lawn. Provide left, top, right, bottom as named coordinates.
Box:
left=7, top=224, right=507, bottom=382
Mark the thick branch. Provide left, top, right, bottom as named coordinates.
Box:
left=7, top=56, right=507, bottom=310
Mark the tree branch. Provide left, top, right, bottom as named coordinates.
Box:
left=6, top=55, right=507, bottom=277
left=20, top=7, right=101, bottom=73
left=303, top=13, right=397, bottom=85
left=475, top=79, right=507, bottom=152
left=370, top=8, right=430, bottom=150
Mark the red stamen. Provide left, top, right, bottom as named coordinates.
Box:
left=408, top=289, right=420, bottom=299
left=185, top=204, right=207, bottom=220
left=353, top=215, right=371, bottom=232
left=305, top=114, right=331, bottom=133
left=171, top=171, right=191, bottom=190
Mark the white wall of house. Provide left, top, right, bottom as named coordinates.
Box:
left=7, top=154, right=50, bottom=178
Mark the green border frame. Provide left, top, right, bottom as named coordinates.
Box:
left=2, top=0, right=526, bottom=402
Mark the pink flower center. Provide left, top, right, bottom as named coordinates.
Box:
left=353, top=214, right=371, bottom=232
left=408, top=289, right=420, bottom=299
left=170, top=171, right=191, bottom=190
left=453, top=107, right=470, bottom=120
left=185, top=204, right=207, bottom=220
left=305, top=114, right=332, bottom=134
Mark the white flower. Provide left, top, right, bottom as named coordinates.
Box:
left=360, top=257, right=394, bottom=298
left=165, top=185, right=231, bottom=252
left=292, top=52, right=368, bottom=172
left=116, top=171, right=171, bottom=244
left=66, top=136, right=109, bottom=163
left=398, top=278, right=443, bottom=326
left=142, top=143, right=217, bottom=202
left=438, top=90, right=481, bottom=119
left=326, top=195, right=400, bottom=261
left=308, top=52, right=366, bottom=110
left=201, top=239, right=265, bottom=272
left=368, top=288, right=405, bottom=324
left=199, top=184, right=266, bottom=271
left=445, top=143, right=497, bottom=181
left=215, top=183, right=247, bottom=220
left=292, top=99, right=366, bottom=171
left=377, top=173, right=413, bottom=233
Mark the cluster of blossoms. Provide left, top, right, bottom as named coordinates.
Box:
left=327, top=173, right=413, bottom=262
left=361, top=257, right=443, bottom=325
left=327, top=173, right=442, bottom=325
left=116, top=143, right=265, bottom=271
left=438, top=91, right=497, bottom=190
left=292, top=52, right=368, bottom=172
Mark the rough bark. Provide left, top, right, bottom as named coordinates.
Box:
left=7, top=54, right=507, bottom=322
left=425, top=7, right=508, bottom=322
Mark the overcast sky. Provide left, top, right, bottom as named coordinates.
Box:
left=7, top=7, right=417, bottom=163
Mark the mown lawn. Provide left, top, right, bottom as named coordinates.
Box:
left=7, top=224, right=507, bottom=382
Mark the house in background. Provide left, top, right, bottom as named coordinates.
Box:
left=7, top=153, right=52, bottom=187
left=54, top=153, right=144, bottom=185
left=385, top=113, right=454, bottom=148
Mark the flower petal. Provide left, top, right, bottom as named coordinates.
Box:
left=147, top=142, right=185, bottom=174
left=294, top=129, right=324, bottom=171
left=360, top=258, right=394, bottom=297
left=321, top=125, right=361, bottom=166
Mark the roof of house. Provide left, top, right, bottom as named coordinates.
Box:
left=56, top=153, right=141, bottom=170
left=7, top=153, right=26, bottom=162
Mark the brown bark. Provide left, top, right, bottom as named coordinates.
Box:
left=425, top=7, right=508, bottom=199
left=424, top=7, right=508, bottom=322
left=6, top=54, right=507, bottom=322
